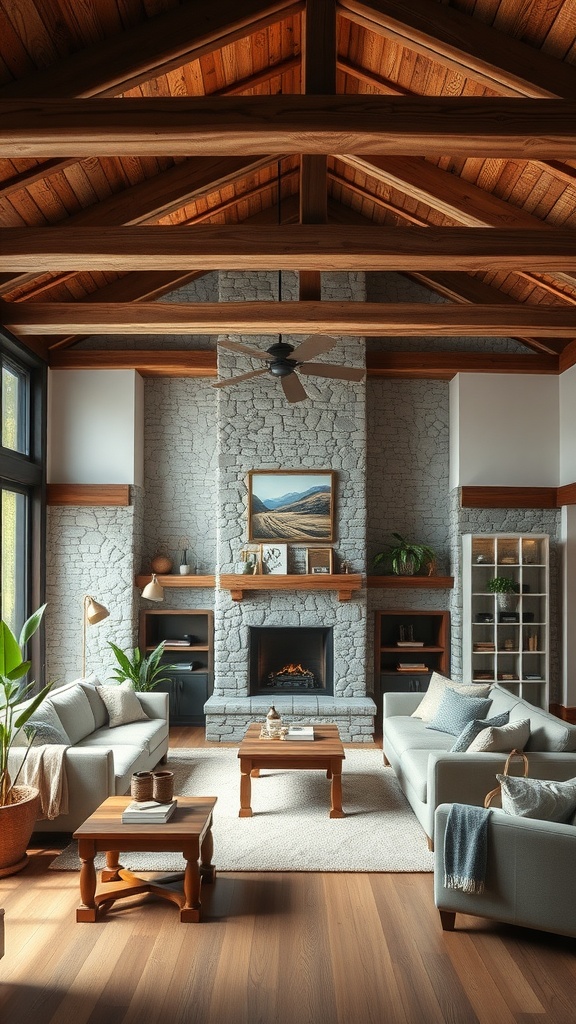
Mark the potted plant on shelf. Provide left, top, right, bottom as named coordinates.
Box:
left=0, top=604, right=52, bottom=877
left=107, top=640, right=179, bottom=691
left=486, top=576, right=520, bottom=611
left=373, top=533, right=437, bottom=576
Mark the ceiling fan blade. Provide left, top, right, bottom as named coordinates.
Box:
left=298, top=363, right=366, bottom=382
left=218, top=339, right=270, bottom=360
left=291, top=335, right=337, bottom=362
left=281, top=373, right=309, bottom=403
left=212, top=368, right=269, bottom=388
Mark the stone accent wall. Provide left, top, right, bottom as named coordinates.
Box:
left=207, top=270, right=373, bottom=740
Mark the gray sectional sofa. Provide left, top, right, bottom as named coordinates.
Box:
left=383, top=682, right=576, bottom=846
left=12, top=678, right=169, bottom=832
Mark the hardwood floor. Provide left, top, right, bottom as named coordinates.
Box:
left=1, top=727, right=575, bottom=1024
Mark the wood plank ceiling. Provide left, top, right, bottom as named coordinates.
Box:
left=0, top=0, right=575, bottom=378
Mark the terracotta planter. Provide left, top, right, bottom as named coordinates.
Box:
left=0, top=786, right=41, bottom=877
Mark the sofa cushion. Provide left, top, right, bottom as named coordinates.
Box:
left=450, top=712, right=510, bottom=752
left=48, top=684, right=96, bottom=744
left=411, top=671, right=492, bottom=722
left=97, top=684, right=149, bottom=728
left=508, top=703, right=575, bottom=752
left=77, top=717, right=168, bottom=755
left=426, top=687, right=493, bottom=736
left=399, top=749, right=434, bottom=803
left=384, top=715, right=455, bottom=759
left=99, top=743, right=153, bottom=795
left=75, top=675, right=108, bottom=730
left=467, top=717, right=530, bottom=753
left=497, top=774, right=576, bottom=822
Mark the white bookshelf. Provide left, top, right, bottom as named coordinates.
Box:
left=462, top=533, right=549, bottom=708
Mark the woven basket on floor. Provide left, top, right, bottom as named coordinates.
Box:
left=0, top=785, right=41, bottom=877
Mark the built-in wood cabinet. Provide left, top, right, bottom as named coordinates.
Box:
left=374, top=609, right=450, bottom=697
left=139, top=609, right=213, bottom=724
left=462, top=533, right=549, bottom=708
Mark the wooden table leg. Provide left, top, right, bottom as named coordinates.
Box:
left=199, top=822, right=216, bottom=884
left=239, top=757, right=253, bottom=817
left=101, top=849, right=123, bottom=882
left=329, top=760, right=345, bottom=818
left=77, top=839, right=98, bottom=922
left=180, top=856, right=201, bottom=922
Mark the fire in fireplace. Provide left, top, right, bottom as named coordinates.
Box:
left=249, top=626, right=333, bottom=695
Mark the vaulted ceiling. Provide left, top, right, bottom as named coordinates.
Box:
left=0, top=0, right=575, bottom=379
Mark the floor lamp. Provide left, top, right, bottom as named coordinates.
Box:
left=82, top=595, right=110, bottom=677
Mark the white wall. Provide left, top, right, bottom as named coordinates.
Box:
left=559, top=363, right=576, bottom=486
left=48, top=369, right=144, bottom=485
left=449, top=373, right=559, bottom=487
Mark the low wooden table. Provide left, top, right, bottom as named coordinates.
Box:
left=238, top=723, right=345, bottom=818
left=72, top=795, right=217, bottom=923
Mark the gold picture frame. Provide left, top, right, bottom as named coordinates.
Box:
left=247, top=470, right=336, bottom=543
left=305, top=547, right=334, bottom=575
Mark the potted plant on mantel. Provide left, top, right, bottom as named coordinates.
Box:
left=373, top=533, right=437, bottom=577
left=0, top=604, right=52, bottom=877
left=107, top=640, right=179, bottom=691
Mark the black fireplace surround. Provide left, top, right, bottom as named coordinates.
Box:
left=249, top=626, right=334, bottom=695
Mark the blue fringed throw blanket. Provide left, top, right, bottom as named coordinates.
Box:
left=444, top=803, right=491, bottom=894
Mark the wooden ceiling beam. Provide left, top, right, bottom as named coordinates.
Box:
left=1, top=98, right=575, bottom=159
left=337, top=0, right=576, bottom=99
left=45, top=347, right=558, bottom=378
left=0, top=0, right=304, bottom=100
left=3, top=226, right=576, bottom=273
left=4, top=301, right=576, bottom=337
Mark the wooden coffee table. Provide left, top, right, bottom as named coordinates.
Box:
left=238, top=723, right=345, bottom=818
left=73, top=795, right=217, bottom=923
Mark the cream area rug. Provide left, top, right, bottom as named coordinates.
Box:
left=49, top=747, right=434, bottom=873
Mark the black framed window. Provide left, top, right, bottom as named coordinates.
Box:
left=0, top=329, right=46, bottom=638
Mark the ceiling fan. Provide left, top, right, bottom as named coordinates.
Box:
left=213, top=334, right=366, bottom=404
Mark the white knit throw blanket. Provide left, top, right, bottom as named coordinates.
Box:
left=9, top=745, right=69, bottom=819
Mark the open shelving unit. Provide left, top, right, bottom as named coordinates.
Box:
left=375, top=609, right=450, bottom=696
left=139, top=608, right=213, bottom=724
left=462, top=534, right=549, bottom=708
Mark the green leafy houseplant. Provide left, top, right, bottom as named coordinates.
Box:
left=107, top=640, right=178, bottom=691
left=486, top=577, right=520, bottom=594
left=373, top=533, right=436, bottom=576
left=0, top=604, right=52, bottom=806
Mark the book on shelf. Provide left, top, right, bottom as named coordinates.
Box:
left=396, top=641, right=424, bottom=647
left=164, top=639, right=191, bottom=646
left=121, top=799, right=177, bottom=823
left=285, top=725, right=314, bottom=741
left=397, top=663, right=428, bottom=672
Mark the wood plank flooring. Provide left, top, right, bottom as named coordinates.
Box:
left=1, top=726, right=575, bottom=1024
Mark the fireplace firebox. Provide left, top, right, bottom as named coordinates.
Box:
left=249, top=626, right=334, bottom=695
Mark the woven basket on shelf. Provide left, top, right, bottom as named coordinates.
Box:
left=0, top=785, right=41, bottom=877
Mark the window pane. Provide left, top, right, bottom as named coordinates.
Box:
left=2, top=361, right=29, bottom=455
left=1, top=488, right=28, bottom=635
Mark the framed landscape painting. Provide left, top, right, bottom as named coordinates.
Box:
left=247, top=470, right=335, bottom=543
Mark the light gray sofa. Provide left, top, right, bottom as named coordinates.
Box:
left=434, top=803, right=576, bottom=938
left=12, top=678, right=169, bottom=832
left=383, top=683, right=576, bottom=846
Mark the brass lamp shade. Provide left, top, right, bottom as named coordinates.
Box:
left=82, top=594, right=110, bottom=677
left=141, top=573, right=164, bottom=602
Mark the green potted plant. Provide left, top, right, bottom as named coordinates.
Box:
left=373, top=533, right=436, bottom=576
left=486, top=576, right=520, bottom=611
left=107, top=640, right=179, bottom=692
left=0, top=604, right=53, bottom=876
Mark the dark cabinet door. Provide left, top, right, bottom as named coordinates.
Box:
left=169, top=673, right=209, bottom=722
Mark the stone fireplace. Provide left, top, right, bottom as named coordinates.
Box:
left=203, top=271, right=376, bottom=742
left=249, top=626, right=334, bottom=695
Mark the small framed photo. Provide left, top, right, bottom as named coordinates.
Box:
left=306, top=547, right=333, bottom=575
left=261, top=543, right=288, bottom=575
left=240, top=544, right=262, bottom=575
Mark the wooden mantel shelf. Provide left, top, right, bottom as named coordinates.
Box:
left=367, top=575, right=454, bottom=589
left=135, top=574, right=216, bottom=588
left=219, top=573, right=363, bottom=602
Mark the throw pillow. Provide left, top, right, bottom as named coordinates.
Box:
left=426, top=687, right=493, bottom=736
left=467, top=717, right=530, bottom=753
left=450, top=711, right=510, bottom=752
left=25, top=703, right=70, bottom=745
left=497, top=774, right=576, bottom=822
left=411, top=671, right=492, bottom=722
left=97, top=684, right=149, bottom=728
left=49, top=683, right=96, bottom=744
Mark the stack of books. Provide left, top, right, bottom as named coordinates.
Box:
left=396, top=640, right=424, bottom=647
left=285, top=725, right=314, bottom=741
left=396, top=662, right=428, bottom=672
left=473, top=641, right=495, bottom=652
left=121, top=799, right=177, bottom=823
